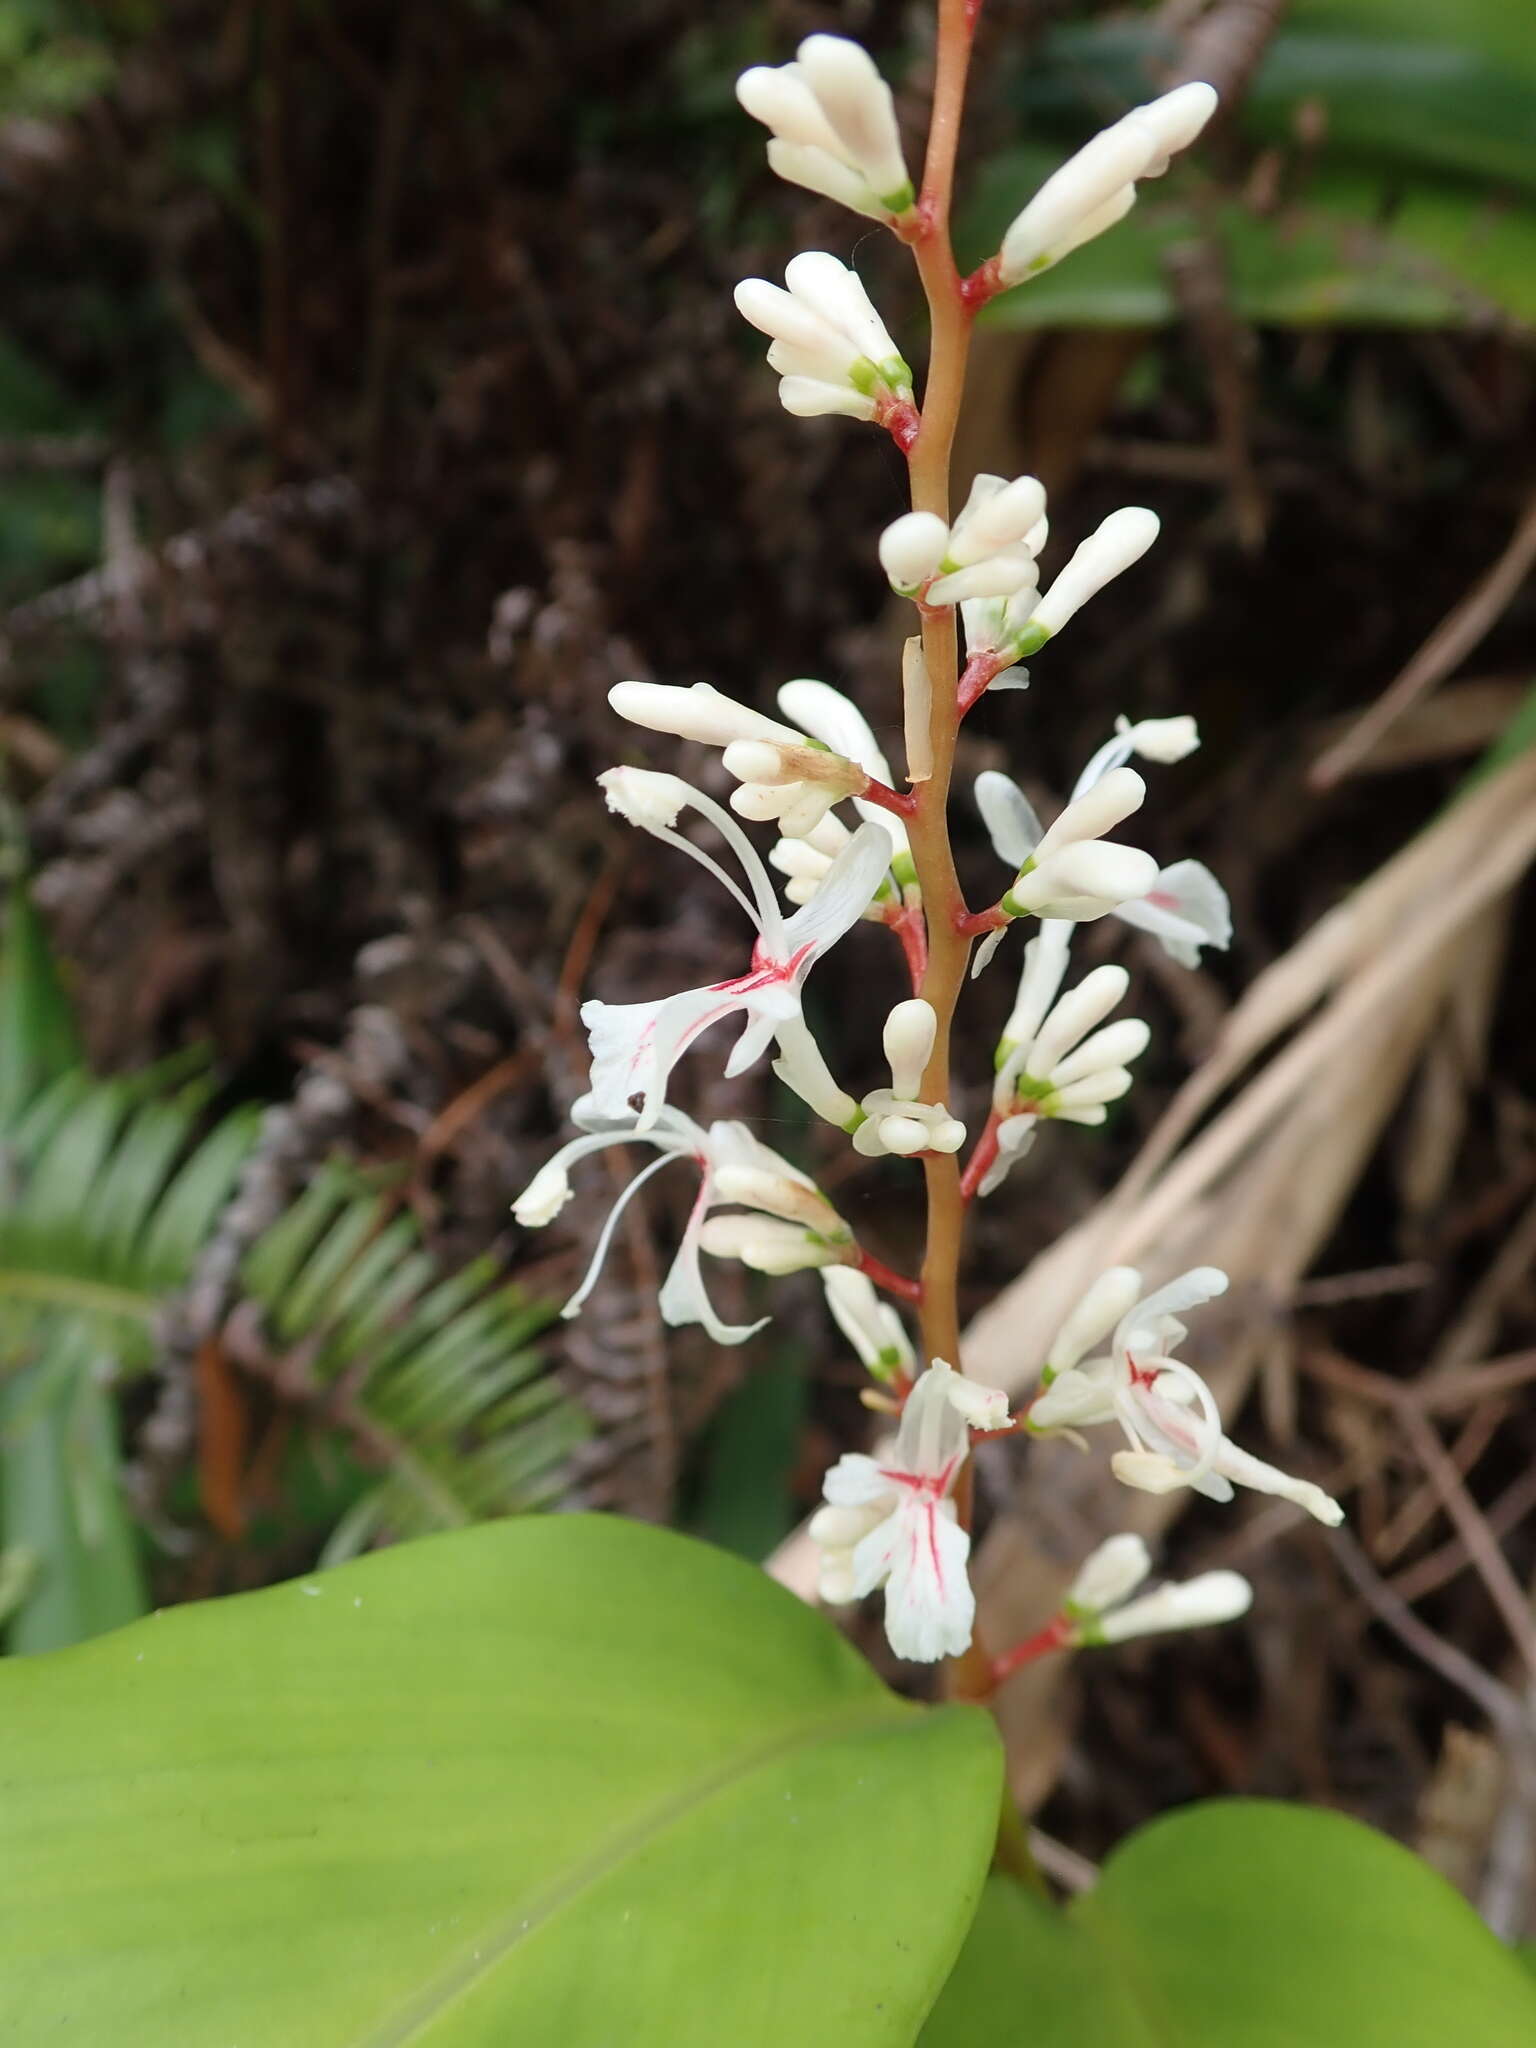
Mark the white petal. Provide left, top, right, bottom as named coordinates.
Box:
left=1115, top=859, right=1232, bottom=967
left=974, top=770, right=1044, bottom=868
left=609, top=680, right=800, bottom=750
left=1114, top=1267, right=1228, bottom=1361
left=735, top=64, right=845, bottom=156
left=1002, top=921, right=1074, bottom=1048
left=879, top=1498, right=975, bottom=1662
left=784, top=251, right=901, bottom=366
left=1025, top=964, right=1129, bottom=1076
left=1049, top=1016, right=1149, bottom=1087
left=658, top=1180, right=769, bottom=1346
left=1029, top=1365, right=1119, bottom=1431
left=948, top=473, right=1047, bottom=564
left=1032, top=508, right=1159, bottom=636
left=1033, top=766, right=1146, bottom=861
left=1048, top=1267, right=1143, bottom=1374
left=777, top=375, right=878, bottom=420
left=893, top=1361, right=972, bottom=1479
left=879, top=510, right=951, bottom=593
left=795, top=35, right=910, bottom=206
left=765, top=138, right=884, bottom=218
left=780, top=821, right=892, bottom=956
left=822, top=1451, right=895, bottom=1509
left=977, top=1114, right=1036, bottom=1198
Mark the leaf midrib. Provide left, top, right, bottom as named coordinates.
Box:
left=359, top=1697, right=923, bottom=2046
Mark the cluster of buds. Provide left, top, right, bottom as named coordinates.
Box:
left=737, top=35, right=915, bottom=225
left=879, top=472, right=1048, bottom=607
left=736, top=253, right=913, bottom=424
left=853, top=1000, right=965, bottom=1159
left=995, top=766, right=1158, bottom=925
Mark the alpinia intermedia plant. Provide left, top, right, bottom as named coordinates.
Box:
left=516, top=11, right=1339, bottom=1691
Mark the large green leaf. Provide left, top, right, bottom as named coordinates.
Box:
left=923, top=1801, right=1536, bottom=2045
left=0, top=1514, right=1003, bottom=2044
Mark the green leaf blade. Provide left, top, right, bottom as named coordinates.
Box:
left=0, top=1516, right=1002, bottom=2046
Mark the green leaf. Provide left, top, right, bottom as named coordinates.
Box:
left=922, top=1801, right=1536, bottom=2045
left=0, top=880, right=81, bottom=1129
left=0, top=1516, right=1003, bottom=2045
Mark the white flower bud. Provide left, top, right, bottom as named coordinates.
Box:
left=1032, top=767, right=1146, bottom=862
left=1052, top=1066, right=1133, bottom=1110
left=610, top=680, right=800, bottom=750
left=1109, top=1448, right=1192, bottom=1495
left=822, top=1266, right=915, bottom=1377
left=817, top=1555, right=859, bottom=1604
left=1032, top=508, right=1160, bottom=636
left=1049, top=1016, right=1150, bottom=1087
left=795, top=36, right=910, bottom=208
left=766, top=138, right=885, bottom=219
left=770, top=838, right=834, bottom=883
left=698, top=1213, right=846, bottom=1275
left=598, top=766, right=691, bottom=831
left=1095, top=1569, right=1253, bottom=1643
left=722, top=739, right=797, bottom=787
left=878, top=1114, right=931, bottom=1156
left=880, top=510, right=950, bottom=594
left=713, top=1166, right=846, bottom=1238
left=512, top=1159, right=572, bottom=1228
left=1006, top=842, right=1158, bottom=921
left=948, top=473, right=1049, bottom=563
left=1025, top=965, right=1129, bottom=1078
left=1065, top=1533, right=1151, bottom=1615
left=1048, top=1267, right=1142, bottom=1374
left=929, top=1116, right=966, bottom=1153
left=1030, top=1367, right=1117, bottom=1431
left=998, top=83, right=1217, bottom=284
left=735, top=67, right=844, bottom=155
left=926, top=550, right=1038, bottom=607
left=1124, top=714, right=1199, bottom=764
left=783, top=252, right=901, bottom=366
left=777, top=375, right=879, bottom=420
left=883, top=998, right=937, bottom=1100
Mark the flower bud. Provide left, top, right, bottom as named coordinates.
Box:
left=1052, top=1066, right=1134, bottom=1110
left=778, top=375, right=878, bottom=420
left=698, top=1213, right=848, bottom=1275
left=1025, top=964, right=1129, bottom=1078
left=883, top=998, right=937, bottom=1100
left=998, top=83, right=1217, bottom=284
left=1032, top=508, right=1160, bottom=637
left=1005, top=842, right=1158, bottom=921
left=1032, top=767, right=1146, bottom=862
left=822, top=1266, right=915, bottom=1379
left=879, top=510, right=950, bottom=594
left=878, top=1114, right=931, bottom=1156
left=1049, top=1017, right=1150, bottom=1087
left=610, top=680, right=800, bottom=750
left=796, top=35, right=910, bottom=207
left=1048, top=1267, right=1142, bottom=1375
left=1095, top=1569, right=1253, bottom=1643
left=925, top=549, right=1037, bottom=607
left=713, top=1166, right=847, bottom=1239
left=810, top=1500, right=887, bottom=1550
left=947, top=473, right=1048, bottom=564
left=1065, top=1533, right=1151, bottom=1615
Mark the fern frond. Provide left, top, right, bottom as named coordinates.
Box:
left=238, top=1163, right=584, bottom=1563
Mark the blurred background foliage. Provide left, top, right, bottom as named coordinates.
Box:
left=0, top=0, right=1534, bottom=1905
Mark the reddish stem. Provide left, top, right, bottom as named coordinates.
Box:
left=956, top=904, right=1008, bottom=937
left=959, top=1108, right=1002, bottom=1203
left=856, top=1248, right=923, bottom=1305
left=957, top=649, right=1009, bottom=715
left=860, top=777, right=919, bottom=818
left=991, top=1613, right=1074, bottom=1689
left=878, top=397, right=921, bottom=451
left=959, top=253, right=1003, bottom=310
left=884, top=902, right=929, bottom=992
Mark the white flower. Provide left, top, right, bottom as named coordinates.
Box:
left=737, top=36, right=914, bottom=222
left=821, top=1266, right=914, bottom=1382
left=514, top=1104, right=841, bottom=1345
left=851, top=999, right=966, bottom=1158
left=1030, top=1267, right=1345, bottom=1526
left=997, top=82, right=1218, bottom=286
left=735, top=252, right=911, bottom=422
left=583, top=770, right=890, bottom=1129
left=811, top=1359, right=982, bottom=1661
left=975, top=721, right=1230, bottom=971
